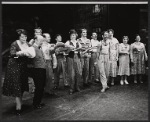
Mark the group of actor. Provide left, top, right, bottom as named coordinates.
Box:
left=2, top=27, right=148, bottom=116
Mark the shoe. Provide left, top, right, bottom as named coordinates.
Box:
left=124, top=80, right=129, bottom=85
left=33, top=103, right=45, bottom=109
left=75, top=87, right=81, bottom=92
left=83, top=83, right=89, bottom=87
left=111, top=81, right=114, bottom=86
left=120, top=80, right=124, bottom=85
left=44, top=92, right=56, bottom=96
left=53, top=86, right=58, bottom=90
left=101, top=88, right=106, bottom=93
left=94, top=79, right=99, bottom=83
left=134, top=80, right=137, bottom=84
left=140, top=81, right=143, bottom=83
left=69, top=89, right=74, bottom=95
left=15, top=110, right=21, bottom=116
left=64, top=84, right=69, bottom=88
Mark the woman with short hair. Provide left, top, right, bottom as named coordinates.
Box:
left=118, top=36, right=130, bottom=85
left=2, top=29, right=30, bottom=115
left=130, top=34, right=148, bottom=83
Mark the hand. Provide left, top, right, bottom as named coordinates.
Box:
left=116, top=57, right=118, bottom=61
left=16, top=51, right=24, bottom=56
left=50, top=47, right=55, bottom=51
left=53, top=64, right=57, bottom=69
left=145, top=56, right=148, bottom=61
left=70, top=46, right=75, bottom=50
left=94, top=62, right=97, bottom=65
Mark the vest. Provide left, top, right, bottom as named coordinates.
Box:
left=32, top=45, right=46, bottom=69
left=67, top=41, right=80, bottom=58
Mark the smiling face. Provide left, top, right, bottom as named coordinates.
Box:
left=91, top=32, right=97, bottom=40
left=19, top=34, right=27, bottom=43
left=56, top=35, right=62, bottom=42
left=102, top=31, right=109, bottom=40
left=70, top=33, right=77, bottom=40
left=34, top=29, right=42, bottom=36
left=81, top=29, right=87, bottom=37
left=44, top=34, right=51, bottom=43
left=123, top=36, right=128, bottom=44
left=108, top=31, right=114, bottom=38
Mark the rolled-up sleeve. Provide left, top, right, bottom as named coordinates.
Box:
left=19, top=47, right=36, bottom=58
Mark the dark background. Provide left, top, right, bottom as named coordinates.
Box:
left=2, top=4, right=148, bottom=67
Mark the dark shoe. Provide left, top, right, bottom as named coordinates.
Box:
left=53, top=86, right=58, bottom=90
left=83, top=83, right=89, bottom=87
left=15, top=110, right=21, bottom=116
left=33, top=103, right=45, bottom=109
left=44, top=92, right=55, bottom=96
left=94, top=79, right=100, bottom=83
left=75, top=87, right=81, bottom=92
left=64, top=85, right=69, bottom=88
left=87, top=82, right=92, bottom=85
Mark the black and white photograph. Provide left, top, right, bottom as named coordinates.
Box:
left=1, top=1, right=148, bottom=120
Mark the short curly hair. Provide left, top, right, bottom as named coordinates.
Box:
left=16, top=29, right=27, bottom=37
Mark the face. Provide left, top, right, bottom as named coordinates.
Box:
left=103, top=32, right=109, bottom=40
left=45, top=34, right=51, bottom=43
left=56, top=35, right=62, bottom=42
left=135, top=35, right=141, bottom=42
left=92, top=33, right=97, bottom=40
left=34, top=29, right=42, bottom=36
left=81, top=30, right=87, bottom=37
left=108, top=31, right=114, bottom=38
left=19, top=34, right=27, bottom=43
left=123, top=37, right=128, bottom=44
left=70, top=33, right=77, bottom=40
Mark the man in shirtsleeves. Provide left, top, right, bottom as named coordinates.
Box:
left=77, top=29, right=92, bottom=87
left=53, top=34, right=68, bottom=89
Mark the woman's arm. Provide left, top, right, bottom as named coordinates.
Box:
left=17, top=47, right=36, bottom=58
left=130, top=44, right=133, bottom=62
left=143, top=44, right=148, bottom=61
left=10, top=42, right=18, bottom=57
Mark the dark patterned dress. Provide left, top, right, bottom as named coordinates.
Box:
left=2, top=41, right=29, bottom=97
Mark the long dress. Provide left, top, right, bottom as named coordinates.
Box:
left=118, top=43, right=130, bottom=76
left=3, top=41, right=29, bottom=97
left=109, top=37, right=119, bottom=77
left=130, top=42, right=147, bottom=75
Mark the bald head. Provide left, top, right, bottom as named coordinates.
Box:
left=34, top=35, right=44, bottom=46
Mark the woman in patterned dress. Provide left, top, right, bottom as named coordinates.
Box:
left=130, top=34, right=148, bottom=83
left=2, top=29, right=30, bottom=115
left=118, top=36, right=130, bottom=85
left=107, top=29, right=119, bottom=86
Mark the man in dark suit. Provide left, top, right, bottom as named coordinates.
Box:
left=31, top=35, right=46, bottom=109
